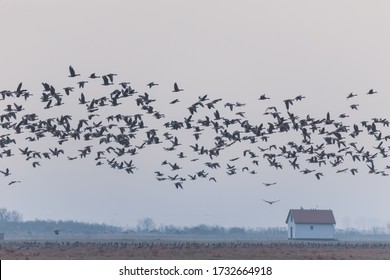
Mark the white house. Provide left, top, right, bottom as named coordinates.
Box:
left=286, top=209, right=336, bottom=240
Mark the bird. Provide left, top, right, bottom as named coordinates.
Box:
left=63, top=87, right=74, bottom=95
left=68, top=66, right=80, bottom=77
left=8, top=180, right=21, bottom=185
left=350, top=104, right=359, bottom=110
left=0, top=168, right=11, bottom=176
left=172, top=82, right=183, bottom=92
left=283, top=99, right=294, bottom=110
left=301, top=168, right=315, bottom=174
left=147, top=82, right=159, bottom=88
left=224, top=103, right=235, bottom=111
left=119, top=81, right=131, bottom=88
left=77, top=81, right=88, bottom=88
left=262, top=199, right=280, bottom=205
left=259, top=94, right=270, bottom=100
left=336, top=168, right=348, bottom=173
left=102, top=75, right=113, bottom=86
left=367, top=89, right=377, bottom=95
left=78, top=93, right=87, bottom=104
left=350, top=168, right=358, bottom=175
left=170, top=98, right=180, bottom=104
left=89, top=73, right=100, bottom=79
left=315, top=172, right=324, bottom=180
left=263, top=182, right=276, bottom=186
left=106, top=73, right=117, bottom=83
left=54, top=229, right=60, bottom=235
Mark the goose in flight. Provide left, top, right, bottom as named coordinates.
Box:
left=102, top=75, right=113, bottom=86
left=188, top=174, right=197, bottom=180
left=8, top=180, right=21, bottom=185
left=224, top=102, right=235, bottom=111
left=0, top=168, right=11, bottom=176
left=78, top=93, right=87, bottom=104
left=170, top=98, right=180, bottom=104
left=336, top=168, right=348, bottom=173
left=106, top=73, right=117, bottom=83
left=259, top=94, right=270, bottom=100
left=315, top=172, right=323, bottom=180
left=77, top=81, right=88, bottom=88
left=262, top=199, right=280, bottom=205
left=300, top=168, right=315, bottom=174
left=89, top=73, right=100, bottom=79
left=367, top=89, right=377, bottom=95
left=350, top=104, right=359, bottom=110
left=283, top=99, right=294, bottom=110
left=68, top=66, right=80, bottom=78
left=172, top=82, right=183, bottom=92
left=263, top=182, right=276, bottom=186
left=350, top=168, right=358, bottom=175
left=169, top=163, right=182, bottom=171
left=147, top=82, right=159, bottom=88
left=63, top=87, right=74, bottom=96
left=174, top=182, right=183, bottom=189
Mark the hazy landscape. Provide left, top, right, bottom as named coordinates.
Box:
left=1, top=209, right=390, bottom=260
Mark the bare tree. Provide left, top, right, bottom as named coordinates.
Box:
left=136, top=217, right=156, bottom=232
left=0, top=208, right=23, bottom=222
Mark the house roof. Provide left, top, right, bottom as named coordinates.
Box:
left=286, top=209, right=336, bottom=224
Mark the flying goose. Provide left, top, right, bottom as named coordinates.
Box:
left=262, top=199, right=280, bottom=205
left=8, top=180, right=21, bottom=185
left=172, top=82, right=183, bottom=92
left=68, top=66, right=80, bottom=77
left=0, top=168, right=11, bottom=176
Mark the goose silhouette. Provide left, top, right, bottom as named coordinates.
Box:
left=262, top=199, right=280, bottom=205
left=68, top=66, right=80, bottom=78
left=172, top=82, right=183, bottom=92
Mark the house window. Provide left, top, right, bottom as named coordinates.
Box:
left=310, top=225, right=314, bottom=230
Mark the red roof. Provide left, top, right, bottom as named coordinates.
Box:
left=286, top=209, right=336, bottom=224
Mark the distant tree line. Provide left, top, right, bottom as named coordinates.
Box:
left=135, top=217, right=289, bottom=238
left=134, top=217, right=390, bottom=238
left=1, top=210, right=390, bottom=238
left=335, top=227, right=390, bottom=237
left=0, top=208, right=121, bottom=235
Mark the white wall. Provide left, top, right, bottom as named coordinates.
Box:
left=291, top=223, right=334, bottom=239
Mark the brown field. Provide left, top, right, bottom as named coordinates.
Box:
left=2, top=239, right=390, bottom=260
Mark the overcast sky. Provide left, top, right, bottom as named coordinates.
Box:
left=1, top=0, right=390, bottom=230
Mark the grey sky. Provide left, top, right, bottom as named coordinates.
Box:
left=1, top=0, right=390, bottom=230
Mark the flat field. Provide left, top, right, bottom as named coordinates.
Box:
left=1, top=239, right=390, bottom=259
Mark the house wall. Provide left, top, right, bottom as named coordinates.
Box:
left=287, top=216, right=295, bottom=239
left=292, top=223, right=334, bottom=239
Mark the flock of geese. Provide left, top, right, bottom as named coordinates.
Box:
left=1, top=66, right=389, bottom=206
